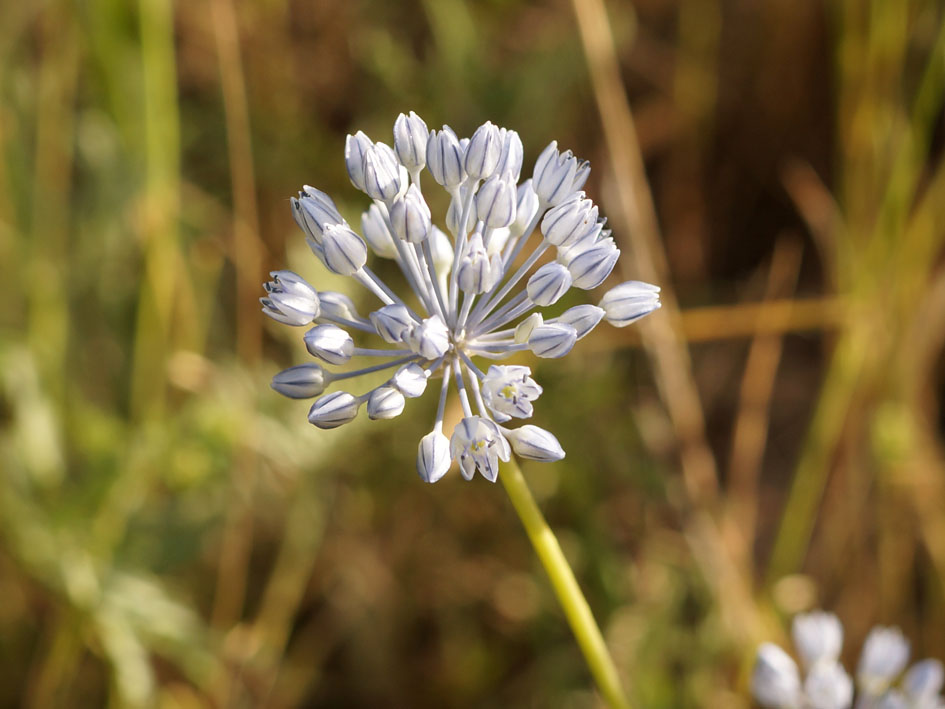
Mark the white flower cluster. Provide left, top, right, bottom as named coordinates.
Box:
left=263, top=112, right=661, bottom=482
left=753, top=611, right=944, bottom=709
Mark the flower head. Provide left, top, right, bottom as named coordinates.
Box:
left=265, top=113, right=660, bottom=482
left=752, top=612, right=945, bottom=709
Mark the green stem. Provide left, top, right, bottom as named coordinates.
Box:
left=499, top=456, right=632, bottom=709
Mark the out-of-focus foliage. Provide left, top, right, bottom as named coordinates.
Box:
left=0, top=0, right=943, bottom=706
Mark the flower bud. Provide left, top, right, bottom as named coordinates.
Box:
left=370, top=304, right=414, bottom=343
left=512, top=180, right=540, bottom=235
left=361, top=203, right=398, bottom=258
left=457, top=232, right=500, bottom=294
left=388, top=184, right=432, bottom=243
left=555, top=304, right=604, bottom=340
left=495, top=128, right=524, bottom=182
left=903, top=660, right=944, bottom=701
left=271, top=363, right=328, bottom=399
left=304, top=324, right=354, bottom=365
left=318, top=291, right=360, bottom=322
left=533, top=141, right=587, bottom=206
left=367, top=386, right=406, bottom=420
left=426, top=127, right=466, bottom=188
left=391, top=362, right=428, bottom=398
left=566, top=237, right=619, bottom=289
left=344, top=131, right=373, bottom=192
left=308, top=391, right=360, bottom=429
left=752, top=644, right=802, bottom=709
left=417, top=430, right=451, bottom=483
left=362, top=142, right=404, bottom=202
left=804, top=661, right=852, bottom=709
left=261, top=271, right=320, bottom=326
left=320, top=223, right=368, bottom=276
left=598, top=281, right=661, bottom=327
left=526, top=262, right=572, bottom=306
left=476, top=171, right=517, bottom=228
left=541, top=195, right=599, bottom=247
left=528, top=322, right=577, bottom=358
left=292, top=187, right=345, bottom=244
left=407, top=315, right=450, bottom=359
left=514, top=313, right=543, bottom=344
left=430, top=227, right=453, bottom=291
left=393, top=111, right=428, bottom=172
left=464, top=121, right=501, bottom=180
left=505, top=425, right=565, bottom=462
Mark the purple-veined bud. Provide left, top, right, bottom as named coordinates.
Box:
left=457, top=232, right=501, bottom=294
left=370, top=304, right=414, bottom=343
left=292, top=187, right=346, bottom=245
left=407, top=315, right=450, bottom=359
left=533, top=141, right=583, bottom=206
left=308, top=391, right=360, bottom=429
left=321, top=223, right=368, bottom=276
left=554, top=304, right=605, bottom=340
left=304, top=324, right=354, bottom=365
left=393, top=111, right=428, bottom=172
left=271, top=363, right=328, bottom=399
left=526, top=262, right=572, bottom=306
left=261, top=271, right=320, bottom=326
left=367, top=386, right=406, bottom=420
left=514, top=312, right=543, bottom=344
left=476, top=171, right=517, bottom=228
left=495, top=128, right=524, bottom=182
left=541, top=195, right=599, bottom=247
left=362, top=142, right=404, bottom=202
left=528, top=322, right=577, bottom=358
left=505, top=425, right=565, bottom=462
left=391, top=362, right=428, bottom=398
left=417, top=430, right=451, bottom=483
left=388, top=184, right=432, bottom=243
left=464, top=121, right=502, bottom=180
left=318, top=291, right=360, bottom=322
left=345, top=131, right=373, bottom=192
left=361, top=202, right=398, bottom=258
left=599, top=281, right=661, bottom=327
left=426, top=127, right=466, bottom=188
left=566, top=237, right=620, bottom=289
left=512, top=179, right=541, bottom=235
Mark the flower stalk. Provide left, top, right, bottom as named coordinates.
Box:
left=499, top=455, right=632, bottom=709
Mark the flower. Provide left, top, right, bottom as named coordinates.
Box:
left=264, top=113, right=661, bottom=482
left=752, top=611, right=945, bottom=709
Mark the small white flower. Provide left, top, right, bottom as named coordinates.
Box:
left=450, top=416, right=511, bottom=482
left=481, top=365, right=542, bottom=422
left=266, top=114, right=659, bottom=481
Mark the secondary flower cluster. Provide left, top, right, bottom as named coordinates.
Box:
left=753, top=611, right=944, bottom=709
left=263, top=112, right=660, bottom=482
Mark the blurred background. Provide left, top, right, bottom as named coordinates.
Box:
left=1, top=0, right=944, bottom=706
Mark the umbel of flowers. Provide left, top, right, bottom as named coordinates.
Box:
left=752, top=610, right=945, bottom=709
left=263, top=112, right=661, bottom=482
